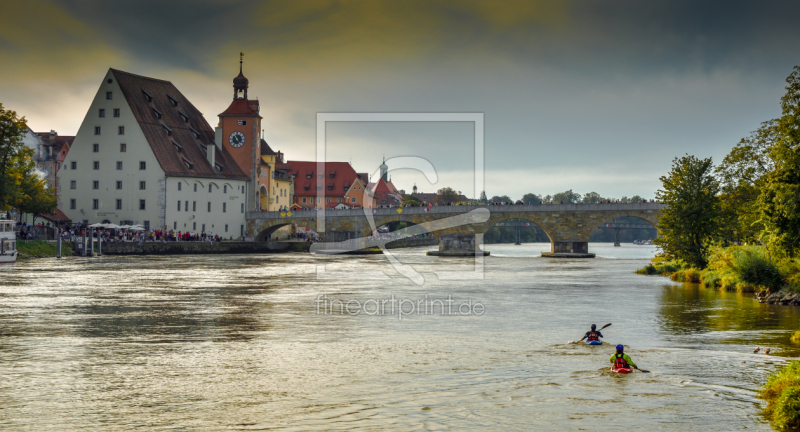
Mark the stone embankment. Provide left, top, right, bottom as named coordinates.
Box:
left=755, top=290, right=800, bottom=306
left=87, top=241, right=311, bottom=255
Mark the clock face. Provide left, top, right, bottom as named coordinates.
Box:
left=229, top=131, right=245, bottom=148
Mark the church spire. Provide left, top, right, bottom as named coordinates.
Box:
left=233, top=52, right=249, bottom=100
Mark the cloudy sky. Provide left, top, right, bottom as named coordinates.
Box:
left=2, top=0, right=798, bottom=200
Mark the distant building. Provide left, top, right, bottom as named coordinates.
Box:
left=21, top=127, right=73, bottom=196
left=280, top=160, right=368, bottom=209
left=257, top=140, right=293, bottom=210
left=368, top=178, right=403, bottom=206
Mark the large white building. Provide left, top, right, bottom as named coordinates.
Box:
left=58, top=68, right=250, bottom=237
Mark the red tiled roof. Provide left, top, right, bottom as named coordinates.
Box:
left=111, top=69, right=248, bottom=180
left=278, top=160, right=359, bottom=198
left=219, top=99, right=261, bottom=117
left=40, top=208, right=71, bottom=222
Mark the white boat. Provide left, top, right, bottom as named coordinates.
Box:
left=0, top=219, right=18, bottom=263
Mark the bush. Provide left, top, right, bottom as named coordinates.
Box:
left=734, top=249, right=783, bottom=291
left=760, top=361, right=800, bottom=430
left=792, top=331, right=800, bottom=343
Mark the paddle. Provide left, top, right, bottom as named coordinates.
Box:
left=635, top=367, right=650, bottom=373
left=599, top=323, right=612, bottom=331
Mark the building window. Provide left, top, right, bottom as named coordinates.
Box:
left=114, top=108, right=120, bottom=118
left=139, top=200, right=145, bottom=210
left=70, top=180, right=76, bottom=190
left=241, top=225, right=244, bottom=237
left=225, top=224, right=228, bottom=233
left=94, top=127, right=101, bottom=135
left=120, top=143, right=126, bottom=152
left=71, top=161, right=77, bottom=169
left=192, top=201, right=196, bottom=212
left=338, top=198, right=341, bottom=203
left=117, top=181, right=122, bottom=190
left=193, top=184, right=197, bottom=192
left=240, top=203, right=244, bottom=213
left=99, top=109, right=105, bottom=118
left=173, top=222, right=177, bottom=229
left=144, top=221, right=150, bottom=230
left=302, top=197, right=306, bottom=203
left=116, top=199, right=122, bottom=210
left=352, top=197, right=356, bottom=203
left=207, top=202, right=211, bottom=212
left=106, top=91, right=112, bottom=100
left=177, top=182, right=181, bottom=191
left=193, top=222, right=196, bottom=230
left=326, top=198, right=331, bottom=203
left=118, top=126, right=124, bottom=135
left=139, top=161, right=146, bottom=170
left=202, top=224, right=205, bottom=232
left=70, top=199, right=76, bottom=209
left=116, top=161, right=122, bottom=170
left=184, top=201, right=188, bottom=212
left=93, top=181, right=99, bottom=190
left=223, top=185, right=227, bottom=193
left=208, top=184, right=212, bottom=193
left=139, top=181, right=145, bottom=190
left=93, top=161, right=99, bottom=170
left=92, top=199, right=99, bottom=209
left=223, top=202, right=226, bottom=213
left=93, top=144, right=99, bottom=153
left=177, top=201, right=181, bottom=211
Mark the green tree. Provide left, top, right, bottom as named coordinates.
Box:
left=521, top=193, right=541, bottom=205
left=551, top=190, right=581, bottom=204
left=654, top=155, right=721, bottom=268
left=402, top=194, right=423, bottom=206
left=435, top=187, right=459, bottom=204
left=11, top=146, right=56, bottom=218
left=0, top=104, right=27, bottom=210
left=582, top=191, right=603, bottom=203
left=759, top=66, right=800, bottom=256
left=490, top=195, right=512, bottom=203
left=716, top=120, right=777, bottom=243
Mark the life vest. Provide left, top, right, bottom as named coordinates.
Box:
left=587, top=331, right=600, bottom=341
left=613, top=353, right=629, bottom=369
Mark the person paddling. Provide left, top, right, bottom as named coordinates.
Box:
left=579, top=324, right=603, bottom=343
left=610, top=344, right=639, bottom=370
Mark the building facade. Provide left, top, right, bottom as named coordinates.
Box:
left=58, top=68, right=250, bottom=236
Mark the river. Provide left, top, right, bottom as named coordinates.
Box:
left=1, top=243, right=798, bottom=430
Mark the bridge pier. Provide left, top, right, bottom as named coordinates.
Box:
left=427, top=233, right=489, bottom=257
left=541, top=241, right=595, bottom=258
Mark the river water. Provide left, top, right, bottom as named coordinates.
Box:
left=1, top=243, right=799, bottom=430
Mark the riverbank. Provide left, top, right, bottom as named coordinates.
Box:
left=17, top=240, right=74, bottom=259
left=636, top=245, right=800, bottom=295
left=97, top=240, right=311, bottom=255
left=760, top=361, right=800, bottom=430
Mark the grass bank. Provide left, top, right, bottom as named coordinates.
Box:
left=760, top=360, right=800, bottom=430
left=17, top=240, right=74, bottom=259
left=636, top=245, right=800, bottom=294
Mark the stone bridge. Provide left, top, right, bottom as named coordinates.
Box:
left=246, top=203, right=663, bottom=257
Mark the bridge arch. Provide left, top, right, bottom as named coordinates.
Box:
left=483, top=216, right=553, bottom=244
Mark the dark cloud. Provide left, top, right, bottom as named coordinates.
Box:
left=3, top=0, right=799, bottom=199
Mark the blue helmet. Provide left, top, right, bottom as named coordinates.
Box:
left=616, top=344, right=624, bottom=351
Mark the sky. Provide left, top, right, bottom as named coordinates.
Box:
left=2, top=0, right=799, bottom=200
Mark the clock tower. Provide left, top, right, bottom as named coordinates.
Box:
left=218, top=53, right=262, bottom=211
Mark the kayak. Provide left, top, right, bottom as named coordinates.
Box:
left=611, top=367, right=632, bottom=373
left=585, top=340, right=603, bottom=346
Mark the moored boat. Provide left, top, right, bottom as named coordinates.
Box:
left=0, top=219, right=18, bottom=263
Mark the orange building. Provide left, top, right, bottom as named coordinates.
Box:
left=279, top=160, right=368, bottom=209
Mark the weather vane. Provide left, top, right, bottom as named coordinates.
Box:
left=240, top=52, right=244, bottom=62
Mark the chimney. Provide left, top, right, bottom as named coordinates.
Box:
left=207, top=143, right=215, bottom=166
left=214, top=126, right=222, bottom=149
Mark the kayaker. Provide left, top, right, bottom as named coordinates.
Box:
left=610, top=344, right=639, bottom=370
left=579, top=324, right=603, bottom=343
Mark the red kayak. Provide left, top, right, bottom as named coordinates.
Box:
left=611, top=367, right=632, bottom=374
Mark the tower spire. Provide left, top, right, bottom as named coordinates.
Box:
left=233, top=52, right=249, bottom=100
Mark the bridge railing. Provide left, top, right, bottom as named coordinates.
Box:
left=247, top=202, right=665, bottom=219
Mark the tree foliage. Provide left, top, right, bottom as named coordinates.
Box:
left=758, top=66, right=800, bottom=256
left=582, top=191, right=603, bottom=204
left=521, top=193, right=541, bottom=204
left=0, top=103, right=27, bottom=210
left=654, top=155, right=721, bottom=268
left=435, top=187, right=459, bottom=204
left=551, top=190, right=581, bottom=204
left=402, top=194, right=423, bottom=206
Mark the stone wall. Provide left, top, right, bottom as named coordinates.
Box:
left=85, top=240, right=310, bottom=256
